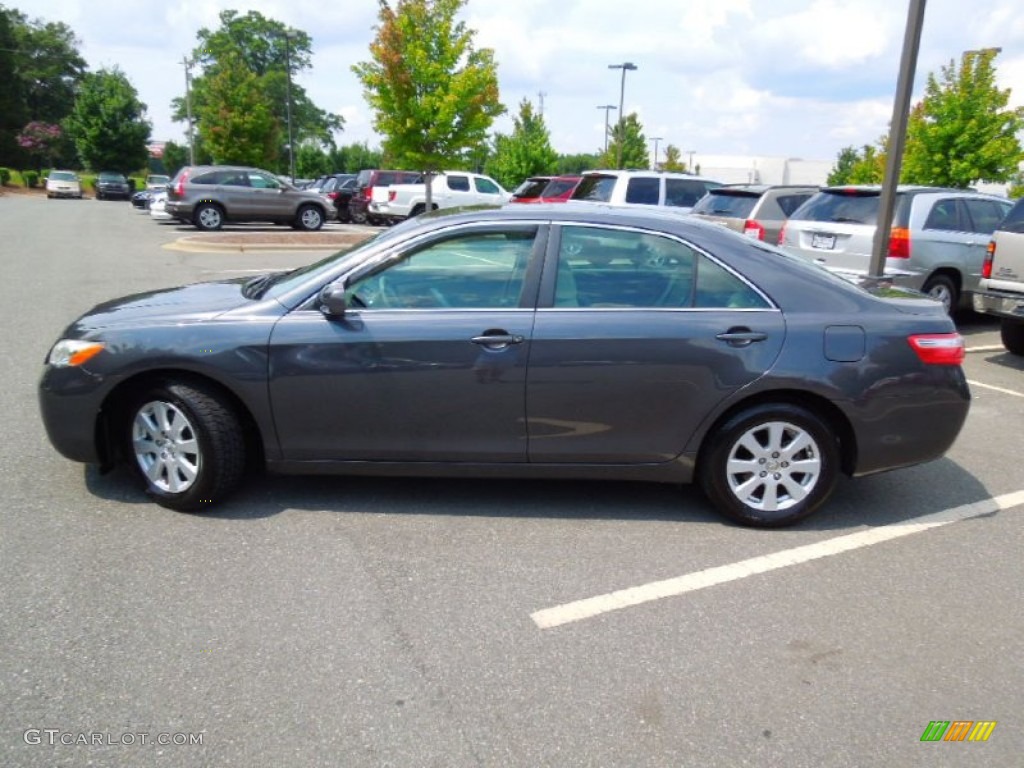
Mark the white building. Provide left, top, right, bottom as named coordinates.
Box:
left=688, top=154, right=832, bottom=186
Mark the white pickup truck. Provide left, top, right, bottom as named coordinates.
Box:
left=368, top=171, right=510, bottom=224
left=973, top=196, right=1024, bottom=355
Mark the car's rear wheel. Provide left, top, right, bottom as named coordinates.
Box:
left=194, top=203, right=224, bottom=231
left=921, top=274, right=957, bottom=314
left=127, top=382, right=246, bottom=511
left=1001, top=318, right=1024, bottom=356
left=700, top=404, right=839, bottom=527
left=294, top=204, right=324, bottom=231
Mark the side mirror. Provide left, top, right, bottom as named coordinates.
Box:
left=318, top=283, right=348, bottom=317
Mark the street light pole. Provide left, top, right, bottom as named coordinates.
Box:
left=596, top=105, right=616, bottom=155
left=650, top=136, right=663, bottom=170
left=182, top=56, right=195, bottom=166
left=284, top=30, right=297, bottom=184
left=686, top=149, right=696, bottom=173
left=608, top=62, right=637, bottom=169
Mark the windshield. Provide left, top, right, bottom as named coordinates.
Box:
left=260, top=226, right=410, bottom=301
left=49, top=171, right=77, bottom=181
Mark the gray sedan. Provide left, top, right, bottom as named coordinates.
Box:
left=39, top=206, right=970, bottom=527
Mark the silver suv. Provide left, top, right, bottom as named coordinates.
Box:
left=973, top=196, right=1024, bottom=355
left=569, top=170, right=723, bottom=214
left=779, top=185, right=1012, bottom=313
left=166, top=165, right=331, bottom=231
left=690, top=184, right=817, bottom=244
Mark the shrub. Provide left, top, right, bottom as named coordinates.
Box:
left=0, top=168, right=10, bottom=186
left=23, top=170, right=39, bottom=188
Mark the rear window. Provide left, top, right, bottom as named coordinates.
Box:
left=355, top=170, right=374, bottom=188
left=541, top=178, right=578, bottom=197
left=691, top=191, right=759, bottom=218
left=790, top=189, right=883, bottom=225
left=513, top=178, right=549, bottom=199
left=998, top=199, right=1024, bottom=234
left=572, top=175, right=616, bottom=202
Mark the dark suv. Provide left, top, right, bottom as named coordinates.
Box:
left=94, top=171, right=132, bottom=201
left=348, top=169, right=421, bottom=225
left=165, top=165, right=331, bottom=231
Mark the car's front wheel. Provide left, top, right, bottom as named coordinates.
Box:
left=1001, top=318, right=1024, bottom=356
left=700, top=404, right=839, bottom=527
left=127, top=382, right=246, bottom=511
left=294, top=204, right=324, bottom=231
left=194, top=203, right=224, bottom=231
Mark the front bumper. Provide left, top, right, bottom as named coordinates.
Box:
left=973, top=289, right=1024, bottom=320
left=38, top=365, right=118, bottom=465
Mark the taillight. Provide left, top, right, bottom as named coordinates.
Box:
left=777, top=221, right=787, bottom=245
left=888, top=227, right=911, bottom=258
left=327, top=191, right=338, bottom=200
left=389, top=190, right=397, bottom=202
left=743, top=219, right=765, bottom=240
left=981, top=240, right=996, bottom=279
left=174, top=169, right=189, bottom=196
left=907, top=333, right=964, bottom=365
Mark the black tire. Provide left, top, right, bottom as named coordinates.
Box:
left=700, top=403, right=839, bottom=527
left=193, top=203, right=224, bottom=231
left=126, top=382, right=246, bottom=511
left=921, top=274, right=958, bottom=314
left=410, top=204, right=426, bottom=218
left=294, top=204, right=324, bottom=231
left=96, top=191, right=104, bottom=201
left=350, top=207, right=367, bottom=225
left=1001, top=318, right=1024, bottom=356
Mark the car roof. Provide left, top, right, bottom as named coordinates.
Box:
left=580, top=168, right=722, bottom=183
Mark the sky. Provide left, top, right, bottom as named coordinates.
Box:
left=9, top=0, right=1024, bottom=164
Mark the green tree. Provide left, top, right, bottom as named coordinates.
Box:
left=902, top=49, right=1024, bottom=187
left=483, top=99, right=557, bottom=189
left=198, top=52, right=279, bottom=166
left=555, top=152, right=599, bottom=175
left=175, top=10, right=342, bottom=172
left=353, top=0, right=504, bottom=171
left=661, top=145, right=685, bottom=172
left=0, top=6, right=86, bottom=167
left=328, top=142, right=384, bottom=173
left=603, top=112, right=647, bottom=169
left=849, top=143, right=886, bottom=184
left=64, top=68, right=150, bottom=172
left=161, top=140, right=188, bottom=178
left=827, top=146, right=860, bottom=185
left=296, top=143, right=331, bottom=179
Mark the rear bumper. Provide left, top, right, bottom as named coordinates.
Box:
left=973, top=289, right=1024, bottom=320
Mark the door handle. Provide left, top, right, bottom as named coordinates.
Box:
left=471, top=332, right=525, bottom=349
left=716, top=329, right=768, bottom=347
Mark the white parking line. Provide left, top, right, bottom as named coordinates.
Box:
left=530, top=491, right=1024, bottom=630
left=965, top=345, right=1006, bottom=353
left=968, top=380, right=1024, bottom=398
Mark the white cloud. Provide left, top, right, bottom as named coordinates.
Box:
left=7, top=0, right=1024, bottom=164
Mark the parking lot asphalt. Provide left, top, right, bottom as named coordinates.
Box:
left=1, top=194, right=1022, bottom=767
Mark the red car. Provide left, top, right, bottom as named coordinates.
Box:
left=510, top=175, right=581, bottom=203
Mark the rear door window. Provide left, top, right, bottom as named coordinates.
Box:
left=924, top=199, right=966, bottom=232
left=625, top=177, right=660, bottom=205
left=447, top=175, right=470, bottom=192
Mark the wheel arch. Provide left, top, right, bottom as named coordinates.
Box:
left=694, top=389, right=857, bottom=478
left=97, top=368, right=265, bottom=472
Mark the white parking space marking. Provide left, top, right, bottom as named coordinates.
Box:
left=967, top=380, right=1024, bottom=399
left=531, top=491, right=1024, bottom=630
left=965, top=345, right=1006, bottom=353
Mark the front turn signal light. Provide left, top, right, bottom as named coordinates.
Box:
left=47, top=340, right=105, bottom=368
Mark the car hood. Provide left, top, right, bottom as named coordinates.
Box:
left=68, top=279, right=254, bottom=332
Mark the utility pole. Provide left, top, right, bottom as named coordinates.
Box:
left=537, top=90, right=547, bottom=117
left=283, top=30, right=297, bottom=184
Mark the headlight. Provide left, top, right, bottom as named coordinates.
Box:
left=47, top=340, right=105, bottom=368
